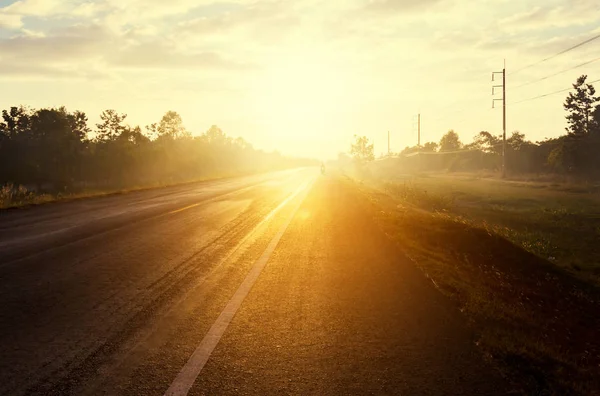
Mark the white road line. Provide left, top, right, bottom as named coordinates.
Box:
left=163, top=178, right=314, bottom=396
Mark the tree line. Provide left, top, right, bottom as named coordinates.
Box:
left=387, top=75, right=600, bottom=177
left=0, top=107, right=313, bottom=194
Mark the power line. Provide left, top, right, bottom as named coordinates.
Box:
left=491, top=63, right=507, bottom=177
left=431, top=94, right=492, bottom=123
left=511, top=78, right=600, bottom=105
left=510, top=33, right=600, bottom=76
left=514, top=56, right=600, bottom=89
left=430, top=71, right=496, bottom=122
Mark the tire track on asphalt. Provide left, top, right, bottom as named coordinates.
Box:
left=164, top=178, right=314, bottom=396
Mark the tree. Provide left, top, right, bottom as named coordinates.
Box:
left=547, top=139, right=576, bottom=173
left=469, top=131, right=500, bottom=154
left=145, top=123, right=158, bottom=140
left=0, top=106, right=32, bottom=184
left=96, top=110, right=128, bottom=142
left=564, top=75, right=599, bottom=137
left=401, top=145, right=420, bottom=155
left=233, top=137, right=251, bottom=150
left=591, top=104, right=600, bottom=136
left=507, top=131, right=528, bottom=150
left=1, top=106, right=30, bottom=139
left=205, top=125, right=228, bottom=144
left=157, top=111, right=190, bottom=139
left=421, top=142, right=438, bottom=152
left=439, top=130, right=462, bottom=152
left=0, top=102, right=318, bottom=194
left=120, top=125, right=150, bottom=145
left=28, top=108, right=87, bottom=188
left=350, top=135, right=374, bottom=162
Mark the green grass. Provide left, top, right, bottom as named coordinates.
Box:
left=350, top=174, right=600, bottom=396
left=381, top=174, right=600, bottom=282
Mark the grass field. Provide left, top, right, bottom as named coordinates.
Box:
left=352, top=173, right=600, bottom=396
left=383, top=174, right=600, bottom=283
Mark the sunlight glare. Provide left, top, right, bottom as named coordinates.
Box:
left=251, top=49, right=352, bottom=156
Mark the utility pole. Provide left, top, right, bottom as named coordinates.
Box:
left=412, top=114, right=421, bottom=147
left=492, top=60, right=506, bottom=178
left=387, top=131, right=390, bottom=156
left=418, top=113, right=421, bottom=146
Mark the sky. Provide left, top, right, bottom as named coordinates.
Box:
left=1, top=0, right=600, bottom=159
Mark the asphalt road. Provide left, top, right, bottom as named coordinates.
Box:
left=0, top=169, right=509, bottom=395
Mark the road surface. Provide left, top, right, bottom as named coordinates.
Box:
left=0, top=169, right=509, bottom=395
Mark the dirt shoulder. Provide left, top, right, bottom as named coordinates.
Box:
left=348, top=176, right=600, bottom=396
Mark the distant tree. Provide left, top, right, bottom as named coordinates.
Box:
left=350, top=135, right=374, bottom=162
left=28, top=108, right=87, bottom=189
left=234, top=137, right=251, bottom=150
left=469, top=131, right=500, bottom=154
left=0, top=106, right=32, bottom=183
left=547, top=139, right=575, bottom=173
left=591, top=103, right=600, bottom=136
left=421, top=141, right=438, bottom=152
left=564, top=75, right=599, bottom=137
left=96, top=110, right=128, bottom=142
left=1, top=106, right=31, bottom=139
left=507, top=131, right=528, bottom=150
left=0, top=103, right=332, bottom=194
left=145, top=123, right=158, bottom=140
left=205, top=125, right=228, bottom=144
left=157, top=111, right=190, bottom=140
left=401, top=145, right=420, bottom=155
left=120, top=125, right=150, bottom=145
left=439, top=130, right=462, bottom=152
left=68, top=110, right=91, bottom=142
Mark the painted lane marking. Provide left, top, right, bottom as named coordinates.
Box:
left=83, top=178, right=314, bottom=395
left=163, top=178, right=314, bottom=396
left=169, top=203, right=202, bottom=215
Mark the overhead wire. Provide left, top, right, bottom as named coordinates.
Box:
left=513, top=56, right=600, bottom=89
left=511, top=78, right=600, bottom=105
left=429, top=70, right=498, bottom=123
left=509, top=33, right=600, bottom=76
left=424, top=31, right=600, bottom=132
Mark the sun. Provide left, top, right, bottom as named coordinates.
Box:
left=249, top=49, right=352, bottom=157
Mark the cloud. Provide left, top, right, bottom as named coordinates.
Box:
left=362, top=0, right=446, bottom=14
left=175, top=1, right=301, bottom=43
left=71, top=2, right=108, bottom=18
left=0, top=61, right=88, bottom=78
left=0, top=12, right=22, bottom=29
left=500, top=1, right=600, bottom=31
left=0, top=0, right=75, bottom=30
left=431, top=30, right=480, bottom=50
left=101, top=0, right=252, bottom=23
left=0, top=20, right=254, bottom=80
left=2, top=0, right=62, bottom=16
left=0, top=24, right=110, bottom=62
left=109, top=41, right=254, bottom=70
left=523, top=31, right=600, bottom=58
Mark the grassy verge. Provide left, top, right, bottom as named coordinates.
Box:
left=383, top=174, right=600, bottom=283
left=351, top=174, right=600, bottom=396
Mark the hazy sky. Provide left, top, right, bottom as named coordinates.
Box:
left=1, top=0, right=600, bottom=159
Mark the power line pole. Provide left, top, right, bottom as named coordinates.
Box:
left=387, top=131, right=390, bottom=156
left=418, top=113, right=421, bottom=146
left=412, top=114, right=421, bottom=147
left=492, top=60, right=506, bottom=178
